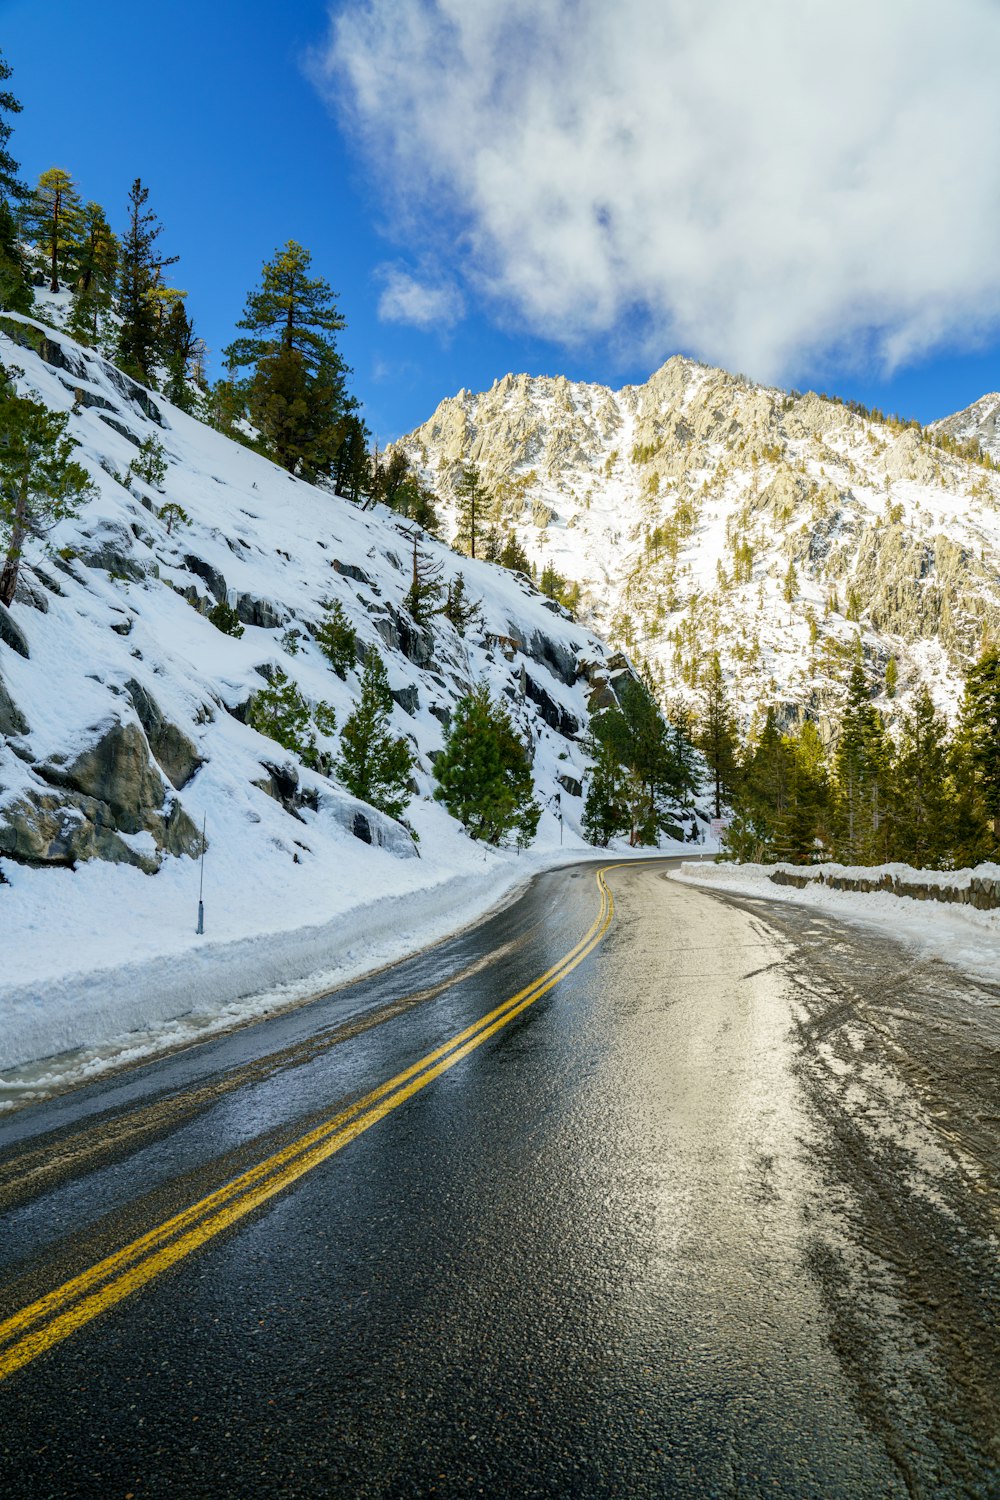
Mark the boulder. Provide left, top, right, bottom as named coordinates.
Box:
left=21, top=717, right=205, bottom=871
left=0, top=788, right=156, bottom=871
left=236, top=593, right=285, bottom=629
left=391, top=684, right=420, bottom=716
left=183, top=554, right=227, bottom=602
left=79, top=521, right=146, bottom=581
left=0, top=673, right=28, bottom=737
left=125, top=678, right=204, bottom=789
left=0, top=603, right=29, bottom=659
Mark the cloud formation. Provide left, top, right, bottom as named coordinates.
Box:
left=376, top=265, right=464, bottom=330
left=317, top=0, right=1000, bottom=381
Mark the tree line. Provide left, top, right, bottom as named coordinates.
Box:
left=697, top=651, right=1000, bottom=870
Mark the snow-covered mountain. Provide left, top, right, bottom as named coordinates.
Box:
left=397, top=360, right=1000, bottom=730
left=932, top=392, right=1000, bottom=463
left=0, top=307, right=648, bottom=1077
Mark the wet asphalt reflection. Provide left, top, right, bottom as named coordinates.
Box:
left=1, top=862, right=998, bottom=1497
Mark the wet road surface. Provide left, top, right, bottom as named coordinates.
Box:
left=1, top=860, right=999, bottom=1497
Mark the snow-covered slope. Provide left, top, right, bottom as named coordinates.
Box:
left=397, top=361, right=1000, bottom=730
left=0, top=310, right=643, bottom=1083
left=932, top=392, right=1000, bottom=463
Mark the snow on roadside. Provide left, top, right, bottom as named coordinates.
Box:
left=669, top=861, right=1000, bottom=986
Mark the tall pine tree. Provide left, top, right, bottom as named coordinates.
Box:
left=0, top=48, right=31, bottom=313
left=116, top=178, right=178, bottom=386
left=223, top=241, right=354, bottom=478
left=20, top=167, right=81, bottom=292
left=336, top=648, right=414, bottom=821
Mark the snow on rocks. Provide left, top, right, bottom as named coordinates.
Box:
left=0, top=307, right=632, bottom=1082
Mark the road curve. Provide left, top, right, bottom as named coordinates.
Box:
left=0, top=860, right=998, bottom=1497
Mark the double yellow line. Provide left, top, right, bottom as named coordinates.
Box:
left=0, top=866, right=616, bottom=1383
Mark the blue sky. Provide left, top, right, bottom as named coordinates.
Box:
left=2, top=0, right=999, bottom=441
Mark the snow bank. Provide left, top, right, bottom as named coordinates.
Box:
left=670, top=861, right=1000, bottom=985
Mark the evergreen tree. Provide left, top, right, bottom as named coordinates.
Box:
left=725, top=708, right=795, bottom=861
left=224, top=241, right=353, bottom=477
left=248, top=668, right=313, bottom=756
left=402, top=529, right=444, bottom=626
left=694, top=654, right=740, bottom=818
left=884, top=655, right=898, bottom=699
left=20, top=167, right=81, bottom=292
left=66, top=201, right=118, bottom=348
left=0, top=49, right=31, bottom=312
left=332, top=413, right=371, bottom=501
left=496, top=530, right=530, bottom=573
left=832, top=662, right=893, bottom=862
left=441, top=572, right=482, bottom=637
left=160, top=295, right=199, bottom=408
left=783, top=560, right=798, bottom=604
left=588, top=677, right=693, bottom=845
left=336, top=648, right=414, bottom=820
left=582, top=735, right=630, bottom=846
left=314, top=599, right=357, bottom=679
left=116, top=178, right=178, bottom=386
left=434, top=681, right=540, bottom=845
left=0, top=368, right=95, bottom=606
left=891, top=687, right=959, bottom=868
left=454, top=463, right=489, bottom=559
left=247, top=666, right=335, bottom=767
left=959, top=649, right=1000, bottom=846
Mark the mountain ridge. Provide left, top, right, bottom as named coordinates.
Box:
left=396, top=358, right=1000, bottom=734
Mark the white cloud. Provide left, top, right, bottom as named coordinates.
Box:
left=376, top=265, right=465, bottom=330
left=313, top=0, right=1000, bottom=382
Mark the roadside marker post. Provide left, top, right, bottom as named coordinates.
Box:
left=196, top=815, right=206, bottom=935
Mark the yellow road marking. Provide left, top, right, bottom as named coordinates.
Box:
left=0, top=865, right=618, bottom=1383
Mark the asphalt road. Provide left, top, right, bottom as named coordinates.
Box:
left=1, top=860, right=999, bottom=1498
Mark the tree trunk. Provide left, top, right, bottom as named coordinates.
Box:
left=49, top=190, right=60, bottom=293
left=0, top=524, right=24, bottom=607
left=0, top=483, right=27, bottom=607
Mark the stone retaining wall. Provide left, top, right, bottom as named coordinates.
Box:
left=769, top=867, right=1000, bottom=911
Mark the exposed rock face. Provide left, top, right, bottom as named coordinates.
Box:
left=0, top=673, right=27, bottom=737
left=236, top=593, right=286, bottom=630
left=0, top=603, right=29, bottom=659
left=124, top=679, right=204, bottom=790
left=932, top=392, right=1000, bottom=463
left=0, top=718, right=204, bottom=872
left=397, top=359, right=1000, bottom=727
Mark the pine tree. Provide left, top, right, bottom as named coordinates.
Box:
left=832, top=662, right=893, bottom=862
left=960, top=649, right=1000, bottom=846
left=332, top=413, right=371, bottom=501
left=314, top=599, right=357, bottom=679
left=336, top=648, right=414, bottom=821
left=891, top=687, right=959, bottom=868
left=441, top=572, right=482, bottom=637
left=582, top=735, right=630, bottom=846
left=66, top=201, right=118, bottom=347
left=160, top=295, right=198, bottom=409
left=454, top=464, right=489, bottom=560
left=20, top=167, right=81, bottom=292
left=884, top=654, right=898, bottom=699
left=783, top=560, right=798, bottom=603
left=224, top=241, right=353, bottom=477
left=0, top=49, right=31, bottom=313
left=694, top=654, right=740, bottom=818
left=496, top=530, right=530, bottom=572
left=402, top=529, right=443, bottom=626
left=0, top=370, right=95, bottom=606
left=116, top=178, right=178, bottom=386
left=248, top=668, right=312, bottom=755
left=434, top=681, right=540, bottom=845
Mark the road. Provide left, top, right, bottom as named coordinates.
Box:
left=1, top=860, right=999, bottom=1498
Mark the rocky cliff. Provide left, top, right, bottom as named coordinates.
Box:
left=397, top=360, right=1000, bottom=732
